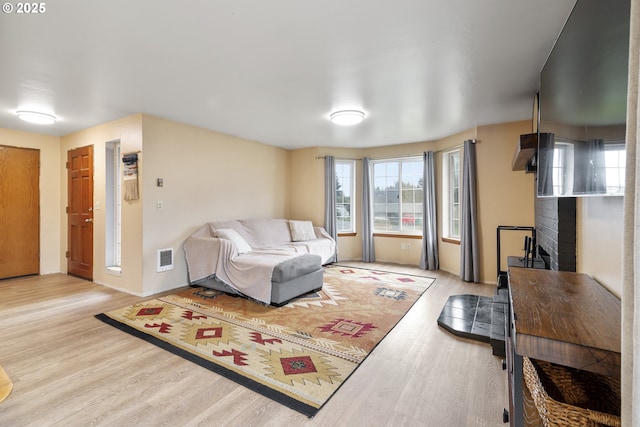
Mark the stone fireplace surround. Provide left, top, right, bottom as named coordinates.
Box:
left=535, top=195, right=576, bottom=272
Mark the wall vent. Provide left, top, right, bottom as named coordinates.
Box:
left=157, top=248, right=174, bottom=272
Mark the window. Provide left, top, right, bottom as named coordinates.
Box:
left=372, top=157, right=423, bottom=235
left=552, top=141, right=573, bottom=196
left=105, top=141, right=121, bottom=270
left=336, top=160, right=355, bottom=233
left=549, top=139, right=624, bottom=196
left=442, top=149, right=460, bottom=240
left=604, top=142, right=625, bottom=194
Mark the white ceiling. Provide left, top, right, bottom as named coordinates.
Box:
left=0, top=0, right=577, bottom=149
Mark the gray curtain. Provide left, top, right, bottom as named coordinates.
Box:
left=573, top=139, right=606, bottom=194
left=419, top=151, right=439, bottom=270
left=362, top=157, right=375, bottom=262
left=324, top=155, right=338, bottom=263
left=460, top=140, right=479, bottom=282
left=622, top=0, right=639, bottom=424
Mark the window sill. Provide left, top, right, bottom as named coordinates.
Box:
left=338, top=232, right=357, bottom=237
left=442, top=237, right=461, bottom=245
left=373, top=233, right=422, bottom=239
left=106, top=266, right=122, bottom=276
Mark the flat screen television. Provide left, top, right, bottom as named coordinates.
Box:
left=537, top=0, right=630, bottom=197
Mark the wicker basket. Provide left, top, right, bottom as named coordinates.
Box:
left=522, top=357, right=621, bottom=427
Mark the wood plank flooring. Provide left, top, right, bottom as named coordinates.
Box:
left=0, top=263, right=507, bottom=426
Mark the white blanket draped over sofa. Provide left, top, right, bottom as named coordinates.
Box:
left=184, top=219, right=336, bottom=304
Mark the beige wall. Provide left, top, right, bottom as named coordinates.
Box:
left=139, top=115, right=289, bottom=295
left=0, top=128, right=61, bottom=274
left=316, top=146, right=366, bottom=261
left=60, top=114, right=145, bottom=294
left=577, top=197, right=623, bottom=297
left=476, top=121, right=536, bottom=283
left=363, top=139, right=455, bottom=268
left=289, top=121, right=535, bottom=284
left=288, top=147, right=323, bottom=225
left=433, top=129, right=478, bottom=275
left=57, top=114, right=289, bottom=296
left=3, top=114, right=624, bottom=296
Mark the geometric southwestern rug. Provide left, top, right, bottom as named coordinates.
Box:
left=95, top=265, right=435, bottom=417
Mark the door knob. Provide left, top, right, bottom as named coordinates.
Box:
left=85, top=218, right=93, bottom=223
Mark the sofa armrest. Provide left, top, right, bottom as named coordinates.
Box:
left=185, top=232, right=245, bottom=283
left=314, top=226, right=335, bottom=242
left=184, top=236, right=223, bottom=282
left=190, top=223, right=216, bottom=238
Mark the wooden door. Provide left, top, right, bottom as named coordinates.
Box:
left=0, top=145, right=40, bottom=279
left=67, top=145, right=93, bottom=280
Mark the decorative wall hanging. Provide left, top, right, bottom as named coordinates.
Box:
left=122, top=153, right=139, bottom=201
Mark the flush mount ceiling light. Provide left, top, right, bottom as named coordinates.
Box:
left=16, top=110, right=56, bottom=125
left=330, top=110, right=365, bottom=126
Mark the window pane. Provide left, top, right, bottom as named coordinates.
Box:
left=402, top=189, right=414, bottom=203
left=604, top=144, right=625, bottom=193
left=386, top=190, right=398, bottom=203
left=443, top=150, right=461, bottom=239
left=335, top=160, right=356, bottom=233
left=371, top=157, right=423, bottom=234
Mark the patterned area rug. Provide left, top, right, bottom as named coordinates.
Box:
left=96, top=265, right=435, bottom=417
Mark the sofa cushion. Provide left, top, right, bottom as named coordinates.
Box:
left=271, top=254, right=322, bottom=283
left=289, top=220, right=316, bottom=241
left=216, top=229, right=252, bottom=254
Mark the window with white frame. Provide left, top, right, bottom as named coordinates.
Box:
left=549, top=139, right=624, bottom=196
left=372, top=157, right=423, bottom=235
left=336, top=160, right=355, bottom=233
left=105, top=141, right=122, bottom=270
left=442, top=149, right=460, bottom=240
left=552, top=141, right=573, bottom=196
left=604, top=142, right=625, bottom=194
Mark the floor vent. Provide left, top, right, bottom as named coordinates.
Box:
left=157, top=248, right=174, bottom=272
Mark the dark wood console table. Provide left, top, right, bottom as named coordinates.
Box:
left=507, top=267, right=621, bottom=426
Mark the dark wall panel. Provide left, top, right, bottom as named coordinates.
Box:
left=535, top=196, right=576, bottom=272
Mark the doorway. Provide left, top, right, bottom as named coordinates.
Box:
left=0, top=145, right=40, bottom=279
left=67, top=145, right=94, bottom=280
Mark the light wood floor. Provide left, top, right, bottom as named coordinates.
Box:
left=0, top=263, right=507, bottom=426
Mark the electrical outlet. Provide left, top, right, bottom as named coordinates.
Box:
left=156, top=201, right=164, bottom=210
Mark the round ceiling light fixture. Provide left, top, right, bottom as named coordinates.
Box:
left=330, top=110, right=365, bottom=126
left=16, top=110, right=56, bottom=125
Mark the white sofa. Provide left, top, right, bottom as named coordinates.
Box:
left=184, top=218, right=336, bottom=305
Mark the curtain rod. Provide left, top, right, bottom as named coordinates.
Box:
left=317, top=154, right=421, bottom=161
left=315, top=156, right=362, bottom=160
left=316, top=140, right=477, bottom=160
left=434, top=143, right=463, bottom=154
left=434, top=139, right=477, bottom=154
